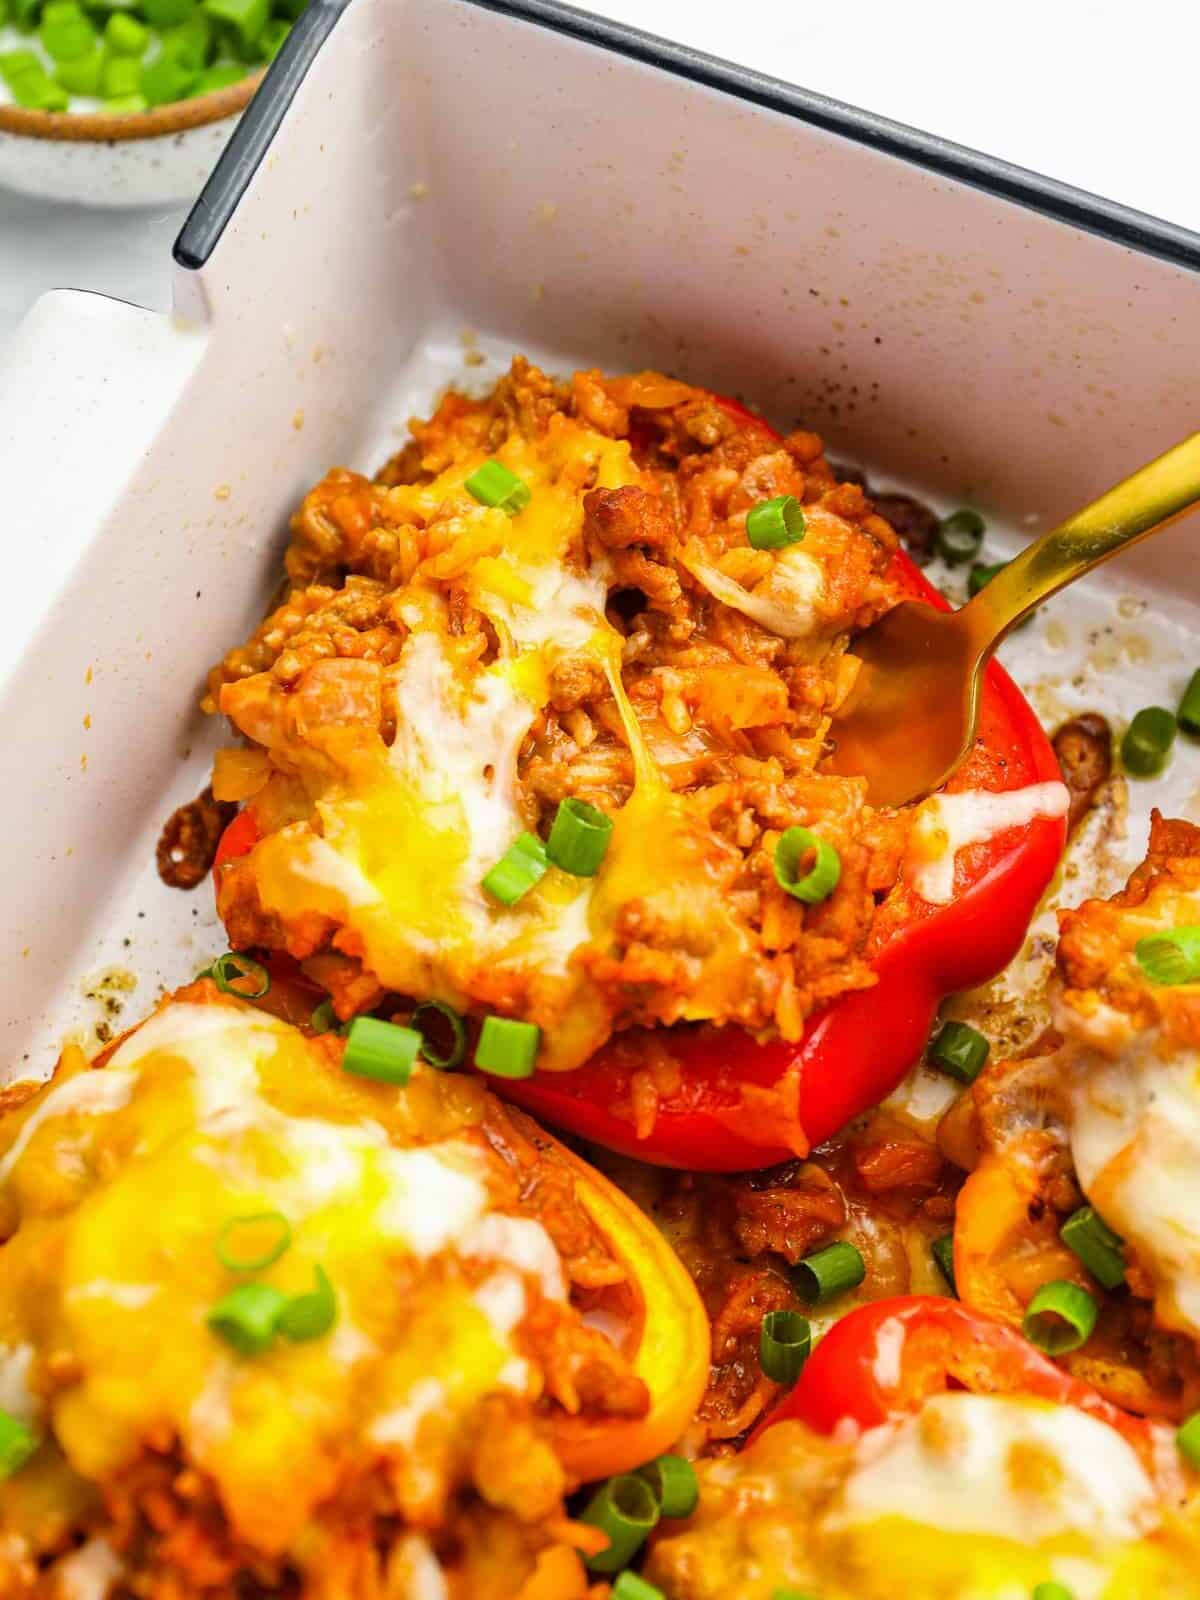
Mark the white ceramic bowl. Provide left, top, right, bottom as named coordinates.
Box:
left=0, top=72, right=260, bottom=207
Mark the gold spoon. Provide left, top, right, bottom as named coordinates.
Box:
left=826, top=433, right=1200, bottom=809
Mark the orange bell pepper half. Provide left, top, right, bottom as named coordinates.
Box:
left=542, top=1138, right=710, bottom=1483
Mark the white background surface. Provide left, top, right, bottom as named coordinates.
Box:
left=1, top=0, right=1198, bottom=345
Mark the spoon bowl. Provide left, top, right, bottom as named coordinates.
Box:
left=827, top=600, right=988, bottom=810
left=828, top=431, right=1200, bottom=807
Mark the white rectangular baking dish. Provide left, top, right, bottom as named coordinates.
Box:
left=3, top=0, right=1200, bottom=1085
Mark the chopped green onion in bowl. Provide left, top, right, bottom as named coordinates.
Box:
left=0, top=0, right=303, bottom=114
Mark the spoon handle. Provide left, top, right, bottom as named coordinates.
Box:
left=962, top=431, right=1200, bottom=650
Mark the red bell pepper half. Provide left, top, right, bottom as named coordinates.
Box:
left=751, top=1296, right=1165, bottom=1476
left=214, top=395, right=1065, bottom=1170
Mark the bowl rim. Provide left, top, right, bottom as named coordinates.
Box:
left=0, top=67, right=262, bottom=142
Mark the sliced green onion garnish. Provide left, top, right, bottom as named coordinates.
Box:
left=1060, top=1206, right=1125, bottom=1290
left=216, top=1211, right=292, bottom=1273
left=1022, top=1280, right=1098, bottom=1355
left=1178, top=669, right=1200, bottom=737
left=482, top=832, right=548, bottom=906
left=1032, top=1584, right=1075, bottom=1600
left=546, top=797, right=613, bottom=877
left=310, top=998, right=338, bottom=1035
left=475, top=1015, right=540, bottom=1079
left=746, top=494, right=806, bottom=551
left=935, top=508, right=985, bottom=565
left=0, top=1412, right=37, bottom=1478
left=773, top=826, right=841, bottom=904
left=276, top=1265, right=337, bottom=1342
left=968, top=559, right=1007, bottom=598
left=636, top=1452, right=699, bottom=1519
left=612, top=1576, right=664, bottom=1600
left=1121, top=706, right=1176, bottom=777
left=792, top=1241, right=865, bottom=1305
left=204, top=950, right=270, bottom=999
left=581, top=1472, right=660, bottom=1573
left=932, top=1233, right=957, bottom=1294
left=464, top=459, right=531, bottom=515
left=1177, top=1411, right=1200, bottom=1470
left=1135, top=927, right=1200, bottom=987
left=929, top=1019, right=989, bottom=1084
left=412, top=1001, right=468, bottom=1069
left=207, top=1282, right=289, bottom=1356
left=759, top=1309, right=812, bottom=1384
left=341, top=1017, right=421, bottom=1085
left=770, top=1591, right=818, bottom=1600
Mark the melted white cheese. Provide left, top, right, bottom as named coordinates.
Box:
left=472, top=1269, right=528, bottom=1335
left=907, top=781, right=1069, bottom=904
left=487, top=561, right=608, bottom=655
left=392, top=1534, right=449, bottom=1600
left=460, top=1214, right=566, bottom=1301
left=109, top=1000, right=286, bottom=1115
left=0, top=1070, right=134, bottom=1185
left=681, top=548, right=826, bottom=639
left=372, top=1146, right=491, bottom=1257
left=55, top=1538, right=123, bottom=1600
left=387, top=630, right=537, bottom=907
left=368, top=1377, right=446, bottom=1447
left=65, top=1282, right=159, bottom=1310
left=111, top=1003, right=498, bottom=1257
left=0, top=1345, right=34, bottom=1425
left=1069, top=1036, right=1200, bottom=1338
left=836, top=1393, right=1156, bottom=1544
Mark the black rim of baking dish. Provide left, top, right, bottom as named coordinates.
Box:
left=174, top=0, right=1200, bottom=274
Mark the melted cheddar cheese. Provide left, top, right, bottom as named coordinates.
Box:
left=242, top=422, right=643, bottom=1070
left=212, top=361, right=906, bottom=1075
left=1052, top=822, right=1200, bottom=1344
left=0, top=992, right=597, bottom=1569
left=646, top=1393, right=1200, bottom=1599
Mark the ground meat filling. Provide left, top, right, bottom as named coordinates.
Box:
left=613, top=1109, right=960, bottom=1451
left=202, top=359, right=913, bottom=1090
